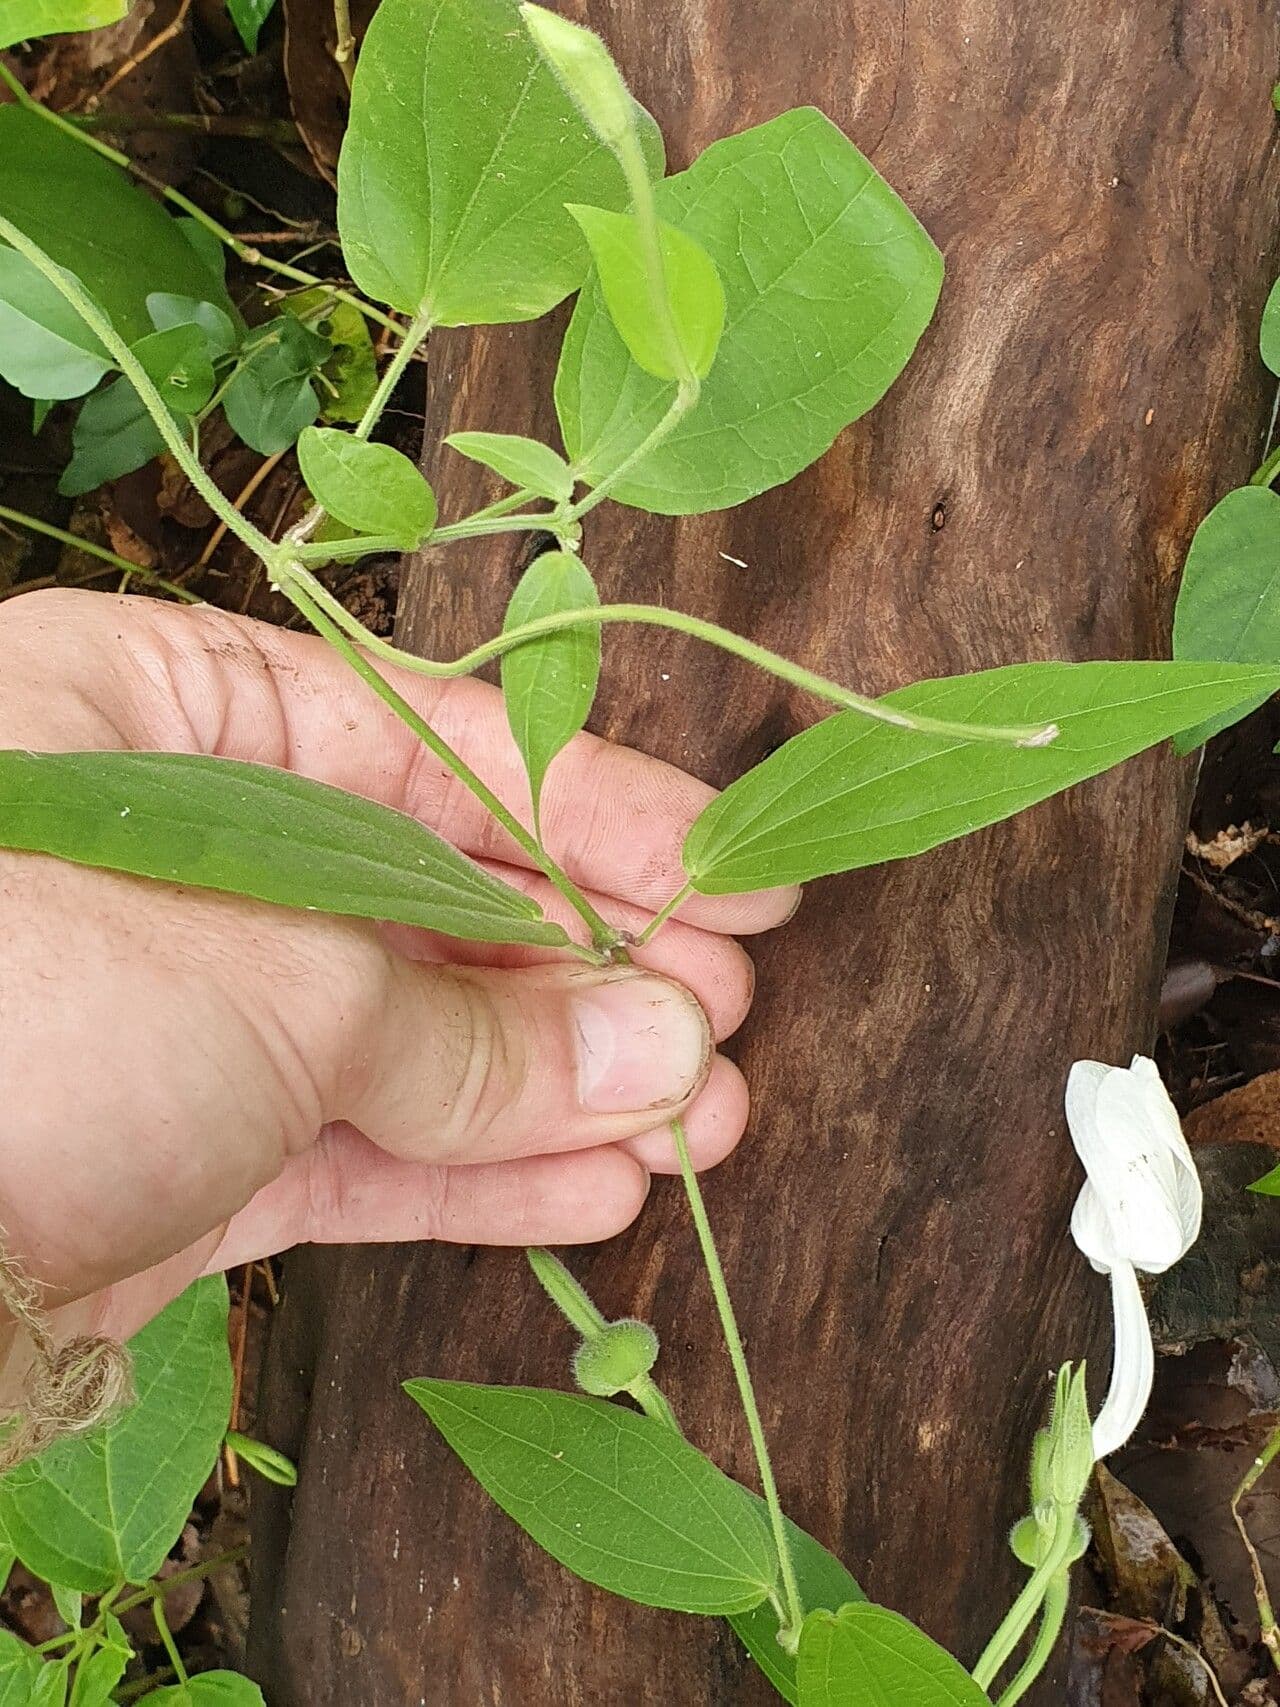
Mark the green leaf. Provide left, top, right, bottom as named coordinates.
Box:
left=556, top=107, right=943, bottom=515
left=796, top=1603, right=992, bottom=1706
left=224, top=0, right=275, bottom=52
left=224, top=1431, right=298, bottom=1487
left=31, top=1661, right=69, bottom=1707
left=147, top=292, right=238, bottom=357
left=59, top=377, right=165, bottom=496
left=0, top=107, right=233, bottom=342
left=501, top=551, right=600, bottom=827
left=683, top=660, right=1280, bottom=893
left=132, top=323, right=216, bottom=414
left=282, top=289, right=378, bottom=424
left=0, top=1630, right=41, bottom=1707
left=222, top=317, right=326, bottom=454
left=445, top=431, right=574, bottom=503
left=405, top=1379, right=777, bottom=1614
left=0, top=1279, right=232, bottom=1595
left=136, top=1674, right=266, bottom=1705
left=51, top=1584, right=82, bottom=1628
left=1171, top=486, right=1280, bottom=750
left=0, top=749, right=571, bottom=948
left=729, top=1514, right=864, bottom=1705
left=1262, top=277, right=1280, bottom=376
left=1249, top=1162, right=1280, bottom=1195
left=0, top=0, right=127, bottom=50
left=336, top=0, right=663, bottom=322
left=566, top=204, right=724, bottom=382
left=0, top=249, right=112, bottom=400
left=296, top=427, right=437, bottom=548
left=68, top=1619, right=132, bottom=1707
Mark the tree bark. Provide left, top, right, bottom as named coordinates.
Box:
left=252, top=2, right=1280, bottom=1701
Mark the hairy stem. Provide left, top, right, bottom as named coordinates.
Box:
left=993, top=1571, right=1069, bottom=1707
left=972, top=1513, right=1078, bottom=1691
left=150, top=1592, right=189, bottom=1687
left=284, top=576, right=618, bottom=954
left=0, top=219, right=282, bottom=567
left=566, top=380, right=699, bottom=521
left=669, top=1117, right=805, bottom=1649
left=275, top=587, right=1060, bottom=749
left=1252, top=442, right=1280, bottom=490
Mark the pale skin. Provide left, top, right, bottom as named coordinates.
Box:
left=0, top=589, right=797, bottom=1395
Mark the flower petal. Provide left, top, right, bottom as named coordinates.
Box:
left=1092, top=1259, right=1154, bottom=1458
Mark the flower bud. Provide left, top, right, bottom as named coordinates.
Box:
left=520, top=5, right=637, bottom=153
left=572, top=1319, right=660, bottom=1397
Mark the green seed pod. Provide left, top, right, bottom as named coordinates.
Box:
left=572, top=1319, right=660, bottom=1397
left=520, top=4, right=637, bottom=154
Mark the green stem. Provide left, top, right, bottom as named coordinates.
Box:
left=993, top=1571, right=1069, bottom=1707
left=35, top=1550, right=249, bottom=1653
left=0, top=66, right=402, bottom=335
left=632, top=880, right=696, bottom=946
left=151, top=1592, right=189, bottom=1687
left=276, top=589, right=1059, bottom=749
left=356, top=313, right=431, bottom=441
left=429, top=512, right=571, bottom=546
left=1232, top=1418, right=1280, bottom=1670
left=669, top=1117, right=805, bottom=1650
left=565, top=380, right=698, bottom=522
left=333, top=0, right=357, bottom=87
left=0, top=504, right=200, bottom=602
left=0, top=218, right=283, bottom=569
left=526, top=1249, right=683, bottom=1434
left=972, top=1514, right=1077, bottom=1691
left=283, top=574, right=617, bottom=955
left=1252, top=442, right=1280, bottom=489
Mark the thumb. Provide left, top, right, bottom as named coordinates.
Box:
left=339, top=960, right=713, bottom=1164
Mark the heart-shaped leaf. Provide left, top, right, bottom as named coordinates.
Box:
left=406, top=1379, right=777, bottom=1614
left=556, top=106, right=942, bottom=514
left=0, top=749, right=569, bottom=948
left=796, top=1603, right=992, bottom=1705
left=337, top=0, right=663, bottom=323
left=683, top=660, right=1280, bottom=893
left=136, top=1674, right=266, bottom=1705
left=0, top=1279, right=232, bottom=1595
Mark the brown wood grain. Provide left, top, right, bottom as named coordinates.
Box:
left=252, top=3, right=1280, bottom=1701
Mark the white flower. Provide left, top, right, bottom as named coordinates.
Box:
left=1066, top=1055, right=1202, bottom=1458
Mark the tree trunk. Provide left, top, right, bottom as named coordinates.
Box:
left=252, top=3, right=1280, bottom=1700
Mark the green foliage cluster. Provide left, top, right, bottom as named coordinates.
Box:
left=0, top=0, right=1277, bottom=1701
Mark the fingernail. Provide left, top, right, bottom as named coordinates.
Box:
left=572, top=974, right=710, bottom=1115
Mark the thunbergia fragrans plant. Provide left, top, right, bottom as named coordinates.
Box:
left=0, top=0, right=1252, bottom=1699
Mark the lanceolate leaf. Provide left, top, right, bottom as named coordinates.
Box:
left=336, top=0, right=664, bottom=323
left=566, top=204, right=725, bottom=381
left=224, top=0, right=276, bottom=53
left=0, top=0, right=127, bottom=51
left=501, top=551, right=601, bottom=828
left=683, top=660, right=1280, bottom=893
left=796, top=1603, right=992, bottom=1706
left=556, top=107, right=943, bottom=515
left=297, top=427, right=437, bottom=547
left=405, top=1379, right=777, bottom=1615
left=1171, top=485, right=1280, bottom=751
left=0, top=107, right=233, bottom=342
left=0, top=750, right=569, bottom=948
left=0, top=1280, right=232, bottom=1595
left=0, top=249, right=112, bottom=400
left=729, top=1513, right=865, bottom=1705
left=445, top=432, right=574, bottom=503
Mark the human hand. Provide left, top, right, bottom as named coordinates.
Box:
left=0, top=590, right=795, bottom=1365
